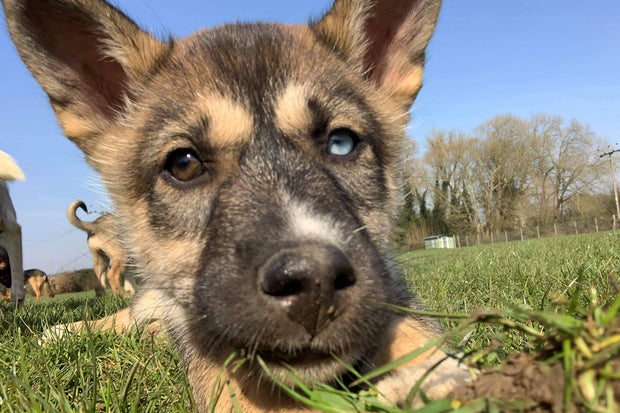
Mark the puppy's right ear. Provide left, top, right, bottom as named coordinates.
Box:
left=312, top=0, right=441, bottom=111
left=2, top=0, right=170, bottom=158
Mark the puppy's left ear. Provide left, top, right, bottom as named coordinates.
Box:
left=2, top=0, right=169, bottom=159
left=312, top=0, right=441, bottom=109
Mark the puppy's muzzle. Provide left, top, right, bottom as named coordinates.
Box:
left=258, top=243, right=356, bottom=337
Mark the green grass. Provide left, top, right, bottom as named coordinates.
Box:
left=1, top=231, right=618, bottom=412
left=0, top=292, right=194, bottom=412
left=399, top=231, right=619, bottom=357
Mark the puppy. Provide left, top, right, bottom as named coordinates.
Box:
left=67, top=200, right=136, bottom=296
left=0, top=150, right=25, bottom=304
left=3, top=0, right=469, bottom=410
left=24, top=268, right=55, bottom=299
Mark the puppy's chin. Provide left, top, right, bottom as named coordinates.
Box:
left=254, top=348, right=361, bottom=386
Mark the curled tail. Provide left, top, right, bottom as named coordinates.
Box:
left=67, top=200, right=97, bottom=234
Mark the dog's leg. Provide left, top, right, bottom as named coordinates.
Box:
left=107, top=259, right=126, bottom=296
left=44, top=290, right=165, bottom=341
left=44, top=307, right=134, bottom=340
left=30, top=279, right=42, bottom=299
left=123, top=272, right=136, bottom=296
left=91, top=249, right=109, bottom=296
left=371, top=317, right=471, bottom=408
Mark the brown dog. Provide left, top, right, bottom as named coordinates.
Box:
left=24, top=268, right=55, bottom=299
left=48, top=268, right=106, bottom=296
left=67, top=200, right=136, bottom=296
left=4, top=0, right=469, bottom=410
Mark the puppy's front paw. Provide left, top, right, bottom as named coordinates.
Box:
left=375, top=356, right=472, bottom=408
left=40, top=322, right=79, bottom=343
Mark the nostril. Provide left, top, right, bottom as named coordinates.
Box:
left=334, top=268, right=356, bottom=291
left=332, top=251, right=356, bottom=291
left=261, top=273, right=303, bottom=297
left=260, top=254, right=307, bottom=297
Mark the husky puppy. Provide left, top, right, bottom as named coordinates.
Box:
left=3, top=0, right=468, bottom=410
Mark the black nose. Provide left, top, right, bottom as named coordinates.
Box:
left=258, top=244, right=356, bottom=336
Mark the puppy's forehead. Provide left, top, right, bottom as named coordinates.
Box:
left=150, top=23, right=361, bottom=123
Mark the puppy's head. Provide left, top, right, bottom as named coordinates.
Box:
left=4, top=0, right=440, bottom=387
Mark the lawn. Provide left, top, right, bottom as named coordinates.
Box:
left=1, top=231, right=618, bottom=412
left=400, top=231, right=619, bottom=355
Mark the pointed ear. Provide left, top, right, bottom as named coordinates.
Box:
left=2, top=0, right=170, bottom=156
left=312, top=0, right=441, bottom=109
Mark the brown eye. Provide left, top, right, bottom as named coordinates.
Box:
left=164, top=148, right=205, bottom=182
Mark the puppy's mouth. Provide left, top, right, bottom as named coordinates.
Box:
left=248, top=344, right=362, bottom=386
left=259, top=348, right=335, bottom=366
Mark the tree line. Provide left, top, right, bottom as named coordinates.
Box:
left=396, top=113, right=617, bottom=248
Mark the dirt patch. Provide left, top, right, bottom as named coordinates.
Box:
left=450, top=350, right=620, bottom=412
left=451, top=353, right=565, bottom=412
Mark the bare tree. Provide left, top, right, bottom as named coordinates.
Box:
left=526, top=115, right=608, bottom=223
left=525, top=114, right=563, bottom=224
left=472, top=115, right=530, bottom=232
left=395, top=113, right=612, bottom=249
left=424, top=129, right=482, bottom=233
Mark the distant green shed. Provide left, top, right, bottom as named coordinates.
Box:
left=424, top=235, right=456, bottom=249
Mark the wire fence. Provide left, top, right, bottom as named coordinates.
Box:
left=405, top=215, right=619, bottom=250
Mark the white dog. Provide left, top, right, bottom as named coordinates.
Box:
left=0, top=150, right=25, bottom=304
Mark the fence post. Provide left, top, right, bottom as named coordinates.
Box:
left=505, top=230, right=508, bottom=243
left=574, top=221, right=578, bottom=234
left=554, top=223, right=558, bottom=236
left=490, top=232, right=494, bottom=244
left=520, top=227, right=524, bottom=241
left=614, top=215, right=617, bottom=230
left=595, top=217, right=598, bottom=232
left=456, top=235, right=461, bottom=248
left=466, top=235, right=469, bottom=247
left=536, top=226, right=540, bottom=238
left=477, top=233, right=480, bottom=245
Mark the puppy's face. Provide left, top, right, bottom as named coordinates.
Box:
left=109, top=23, right=410, bottom=382
left=4, top=0, right=441, bottom=386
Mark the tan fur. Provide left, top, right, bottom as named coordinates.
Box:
left=67, top=200, right=135, bottom=296
left=273, top=79, right=374, bottom=150
left=24, top=269, right=55, bottom=299
left=0, top=150, right=25, bottom=304
left=274, top=83, right=314, bottom=138
left=102, top=25, right=169, bottom=81
left=382, top=64, right=425, bottom=106
left=195, top=94, right=254, bottom=148
left=44, top=306, right=164, bottom=340
left=3, top=0, right=471, bottom=411
left=310, top=0, right=372, bottom=75
left=56, top=111, right=99, bottom=142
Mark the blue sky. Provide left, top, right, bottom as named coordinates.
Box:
left=1, top=0, right=619, bottom=273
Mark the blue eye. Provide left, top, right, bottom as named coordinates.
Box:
left=326, top=129, right=357, bottom=156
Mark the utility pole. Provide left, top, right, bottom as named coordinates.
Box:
left=599, top=148, right=620, bottom=220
